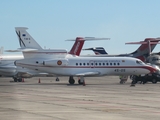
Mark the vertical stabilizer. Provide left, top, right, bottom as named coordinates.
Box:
left=15, top=27, right=42, bottom=50
left=126, top=38, right=160, bottom=61
left=68, top=37, right=85, bottom=56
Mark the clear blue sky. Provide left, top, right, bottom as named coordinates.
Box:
left=1, top=0, right=160, bottom=55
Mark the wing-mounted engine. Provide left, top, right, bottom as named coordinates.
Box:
left=43, top=59, right=68, bottom=66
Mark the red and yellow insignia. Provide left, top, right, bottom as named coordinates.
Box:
left=57, top=60, right=62, bottom=65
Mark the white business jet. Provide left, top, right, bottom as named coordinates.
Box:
left=2, top=28, right=99, bottom=82
left=14, top=27, right=158, bottom=85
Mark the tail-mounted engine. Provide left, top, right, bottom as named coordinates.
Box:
left=43, top=59, right=68, bottom=66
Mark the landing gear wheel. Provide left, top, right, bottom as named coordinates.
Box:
left=131, top=80, right=137, bottom=84
left=69, top=76, right=75, bottom=84
left=120, top=80, right=125, bottom=84
left=78, top=79, right=83, bottom=85
left=152, top=78, right=157, bottom=84
left=18, top=78, right=22, bottom=82
left=13, top=78, right=17, bottom=82
left=56, top=77, right=59, bottom=81
left=69, top=79, right=75, bottom=84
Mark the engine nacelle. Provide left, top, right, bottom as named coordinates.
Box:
left=146, top=55, right=160, bottom=66
left=43, top=59, right=68, bottom=66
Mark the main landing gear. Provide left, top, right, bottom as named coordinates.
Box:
left=68, top=76, right=85, bottom=85
left=69, top=76, right=75, bottom=84
left=13, top=77, right=22, bottom=82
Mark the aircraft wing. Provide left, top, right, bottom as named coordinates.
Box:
left=75, top=71, right=100, bottom=76
left=16, top=71, right=34, bottom=78
left=16, top=71, right=54, bottom=78
left=0, top=66, right=16, bottom=72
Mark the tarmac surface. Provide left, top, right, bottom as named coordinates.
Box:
left=0, top=76, right=160, bottom=120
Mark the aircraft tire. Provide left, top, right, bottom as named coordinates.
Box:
left=14, top=78, right=18, bottom=82
left=69, top=79, right=75, bottom=84
left=18, top=78, right=22, bottom=82
left=56, top=77, right=59, bottom=81
left=120, top=80, right=125, bottom=84
left=69, top=76, right=75, bottom=84
left=131, top=80, right=137, bottom=84
left=152, top=78, right=157, bottom=84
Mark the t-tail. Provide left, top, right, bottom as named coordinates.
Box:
left=15, top=27, right=42, bottom=50
left=68, top=37, right=85, bottom=56
left=67, top=37, right=110, bottom=56
left=15, top=27, right=67, bottom=59
left=126, top=38, right=160, bottom=61
left=83, top=47, right=108, bottom=55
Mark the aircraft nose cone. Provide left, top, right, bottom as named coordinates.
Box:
left=148, top=66, right=158, bottom=73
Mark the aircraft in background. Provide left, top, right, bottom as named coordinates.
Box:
left=14, top=27, right=158, bottom=85
left=83, top=38, right=160, bottom=62
left=83, top=47, right=108, bottom=55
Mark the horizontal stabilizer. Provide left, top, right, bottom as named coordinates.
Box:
left=5, top=48, right=38, bottom=52
left=83, top=47, right=105, bottom=50
left=66, top=37, right=110, bottom=41
left=126, top=38, right=160, bottom=44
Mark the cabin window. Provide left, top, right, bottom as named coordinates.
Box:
left=110, top=63, right=112, bottom=65
left=103, top=63, right=105, bottom=65
left=99, top=63, right=101, bottom=66
left=80, top=63, right=82, bottom=66
left=117, top=63, right=120, bottom=65
left=87, top=63, right=89, bottom=65
left=106, top=63, right=108, bottom=65
left=76, top=63, right=78, bottom=66
left=114, top=63, right=116, bottom=65
left=91, top=63, right=94, bottom=66
left=83, top=63, right=85, bottom=66
left=95, top=63, right=97, bottom=66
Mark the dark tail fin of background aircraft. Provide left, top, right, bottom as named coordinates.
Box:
left=83, top=47, right=108, bottom=55
left=126, top=38, right=160, bottom=61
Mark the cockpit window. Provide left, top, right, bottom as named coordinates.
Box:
left=136, top=60, right=144, bottom=65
